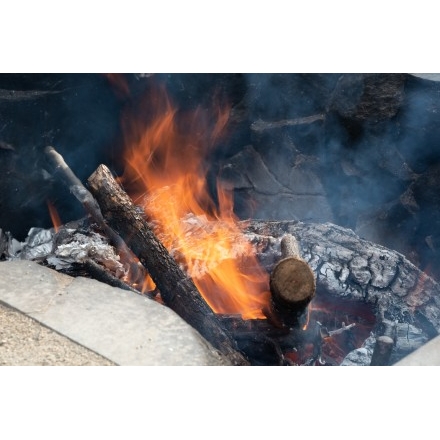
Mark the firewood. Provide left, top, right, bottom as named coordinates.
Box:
left=370, top=335, right=394, bottom=366
left=44, top=146, right=145, bottom=286
left=269, top=234, right=316, bottom=327
left=87, top=164, right=249, bottom=365
left=81, top=259, right=141, bottom=294
left=327, top=322, right=356, bottom=337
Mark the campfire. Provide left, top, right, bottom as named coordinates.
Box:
left=2, top=73, right=440, bottom=366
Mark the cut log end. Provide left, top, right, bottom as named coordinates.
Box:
left=270, top=257, right=316, bottom=305
left=268, top=234, right=316, bottom=328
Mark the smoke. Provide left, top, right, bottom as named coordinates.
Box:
left=0, top=74, right=122, bottom=240
left=2, top=73, right=440, bottom=280
left=217, top=73, right=440, bottom=279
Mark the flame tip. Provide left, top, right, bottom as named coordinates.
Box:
left=119, top=85, right=270, bottom=318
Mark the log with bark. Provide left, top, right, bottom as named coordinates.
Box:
left=16, top=146, right=440, bottom=365
left=44, top=146, right=145, bottom=286
left=245, top=220, right=440, bottom=364
left=85, top=163, right=440, bottom=365
left=370, top=336, right=394, bottom=366
left=268, top=233, right=316, bottom=327
left=87, top=164, right=249, bottom=365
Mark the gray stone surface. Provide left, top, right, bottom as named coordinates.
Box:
left=395, top=334, right=440, bottom=366
left=0, top=302, right=115, bottom=366
left=0, top=260, right=229, bottom=366
left=220, top=144, right=334, bottom=223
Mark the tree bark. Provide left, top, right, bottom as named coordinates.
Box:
left=87, top=164, right=249, bottom=365
left=44, top=146, right=144, bottom=286
left=370, top=336, right=394, bottom=366
left=269, top=234, right=316, bottom=327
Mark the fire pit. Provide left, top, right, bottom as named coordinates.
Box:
left=2, top=73, right=440, bottom=365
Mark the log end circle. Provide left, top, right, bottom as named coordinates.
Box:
left=270, top=257, right=316, bottom=305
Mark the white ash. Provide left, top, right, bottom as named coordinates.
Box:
left=339, top=322, right=429, bottom=366
left=48, top=231, right=127, bottom=278
left=158, top=213, right=258, bottom=279
left=2, top=226, right=127, bottom=280
left=5, top=227, right=54, bottom=261
left=340, top=336, right=375, bottom=366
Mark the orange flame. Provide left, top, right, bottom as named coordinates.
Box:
left=302, top=304, right=312, bottom=330
left=120, top=85, right=270, bottom=319
left=47, top=200, right=62, bottom=232
left=141, top=274, right=156, bottom=293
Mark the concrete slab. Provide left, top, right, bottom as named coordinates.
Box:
left=394, top=334, right=440, bottom=366
left=0, top=260, right=229, bottom=366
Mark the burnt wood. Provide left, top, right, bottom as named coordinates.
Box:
left=246, top=220, right=440, bottom=364
left=370, top=335, right=394, bottom=366
left=44, top=146, right=145, bottom=286
left=87, top=164, right=249, bottom=365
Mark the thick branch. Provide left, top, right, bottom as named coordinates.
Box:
left=87, top=164, right=249, bottom=365
left=44, top=146, right=144, bottom=286
left=269, top=234, right=316, bottom=327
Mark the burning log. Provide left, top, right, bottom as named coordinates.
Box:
left=268, top=234, right=316, bottom=327
left=246, top=220, right=440, bottom=364
left=81, top=259, right=141, bottom=294
left=44, top=146, right=145, bottom=286
left=87, top=164, right=249, bottom=365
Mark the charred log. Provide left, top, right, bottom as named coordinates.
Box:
left=370, top=336, right=394, bottom=366
left=245, top=220, right=440, bottom=364
left=80, top=259, right=141, bottom=294
left=87, top=164, right=249, bottom=365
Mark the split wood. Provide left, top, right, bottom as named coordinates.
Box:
left=87, top=164, right=249, bottom=366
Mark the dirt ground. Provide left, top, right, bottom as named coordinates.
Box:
left=0, top=302, right=116, bottom=366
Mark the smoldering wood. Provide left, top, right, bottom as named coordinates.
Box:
left=233, top=332, right=285, bottom=366
left=245, top=220, right=440, bottom=364
left=81, top=260, right=141, bottom=294
left=376, top=319, right=398, bottom=344
left=87, top=164, right=249, bottom=366
left=327, top=323, right=356, bottom=337
left=44, top=146, right=145, bottom=286
left=219, top=313, right=326, bottom=366
left=269, top=234, right=316, bottom=328
left=77, top=262, right=141, bottom=294
left=3, top=218, right=142, bottom=295
left=370, top=335, right=394, bottom=366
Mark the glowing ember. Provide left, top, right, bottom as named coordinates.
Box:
left=120, top=85, right=270, bottom=319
